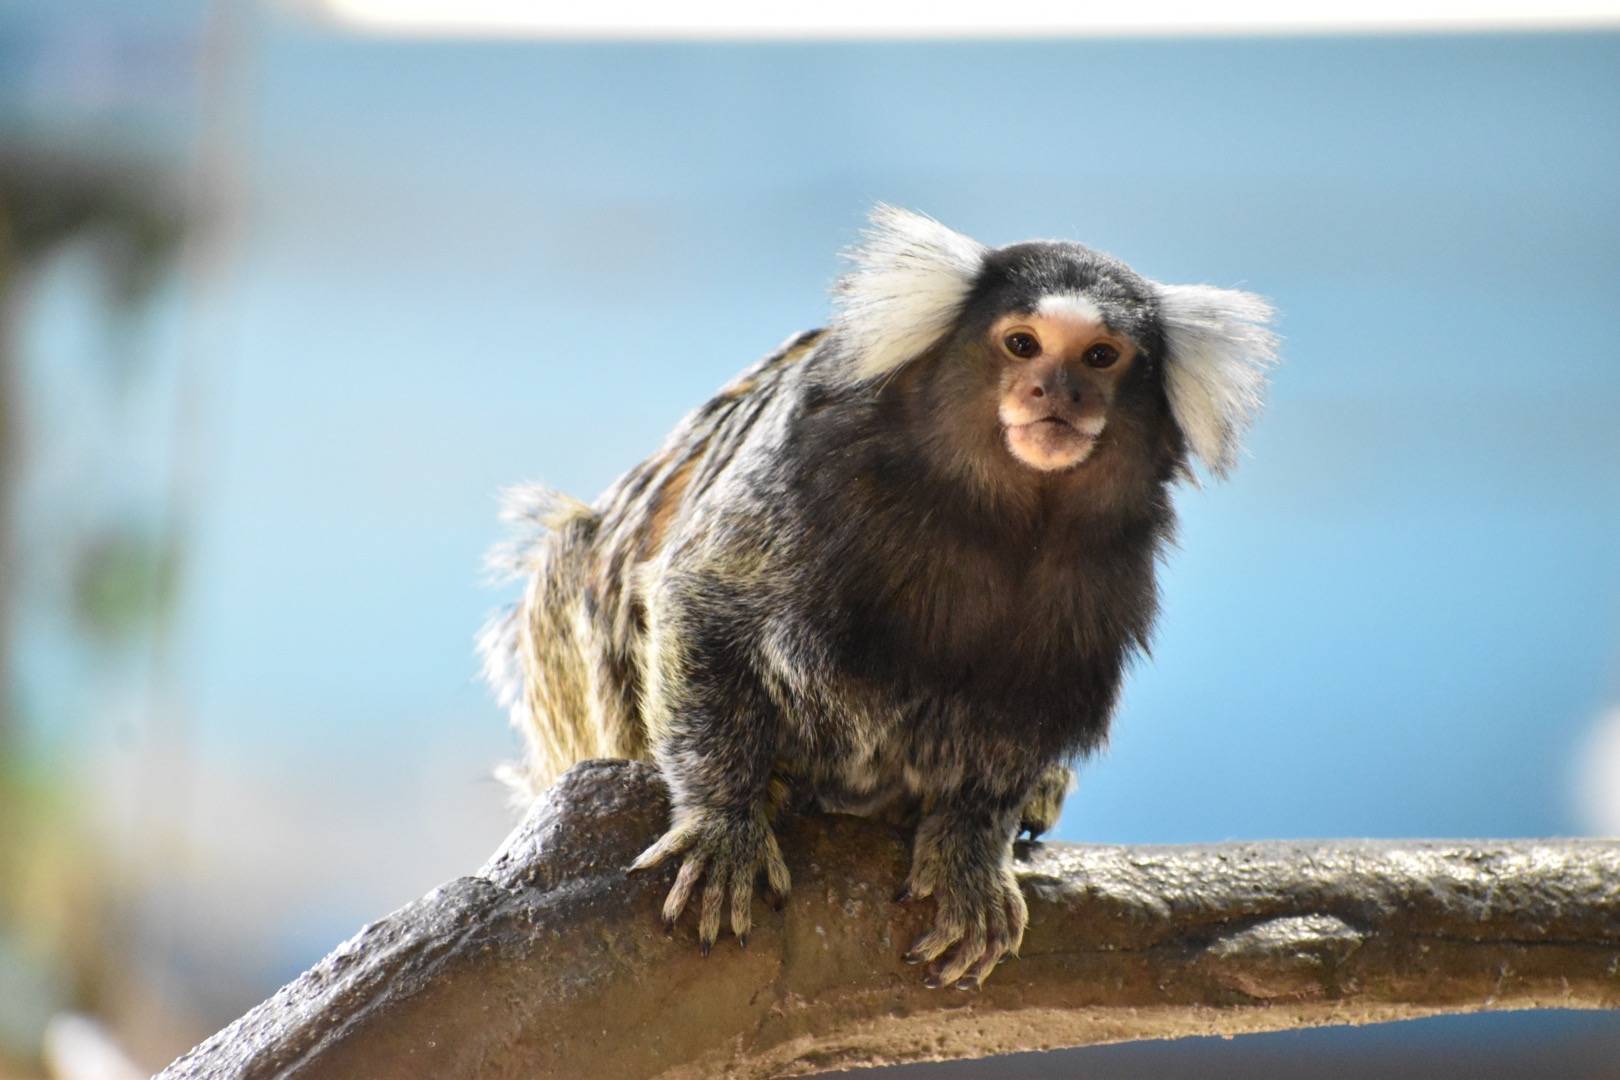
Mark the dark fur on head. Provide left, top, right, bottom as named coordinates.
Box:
left=483, top=206, right=1277, bottom=988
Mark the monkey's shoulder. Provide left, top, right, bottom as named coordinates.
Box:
left=581, top=329, right=825, bottom=585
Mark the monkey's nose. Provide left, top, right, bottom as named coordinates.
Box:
left=1030, top=386, right=1045, bottom=398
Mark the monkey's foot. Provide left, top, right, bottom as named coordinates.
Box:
left=628, top=807, right=791, bottom=954
left=900, top=852, right=1028, bottom=990
left=1018, top=764, right=1074, bottom=839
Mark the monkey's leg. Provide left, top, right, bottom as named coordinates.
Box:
left=899, top=785, right=1030, bottom=990
left=628, top=643, right=791, bottom=954
left=1017, top=763, right=1074, bottom=839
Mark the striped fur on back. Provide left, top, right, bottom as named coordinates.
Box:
left=481, top=330, right=825, bottom=797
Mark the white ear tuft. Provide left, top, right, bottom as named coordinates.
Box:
left=831, top=205, right=987, bottom=383
left=1157, top=283, right=1279, bottom=479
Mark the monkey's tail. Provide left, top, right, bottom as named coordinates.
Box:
left=479, top=483, right=600, bottom=803
left=483, top=482, right=596, bottom=584
left=476, top=602, right=535, bottom=799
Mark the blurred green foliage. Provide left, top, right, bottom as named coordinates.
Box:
left=70, top=529, right=181, bottom=649
left=0, top=144, right=184, bottom=1070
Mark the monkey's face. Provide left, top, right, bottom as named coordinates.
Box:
left=989, top=296, right=1139, bottom=474
left=836, top=216, right=1272, bottom=496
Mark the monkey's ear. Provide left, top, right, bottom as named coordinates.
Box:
left=1156, top=283, right=1279, bottom=479
left=831, top=205, right=987, bottom=383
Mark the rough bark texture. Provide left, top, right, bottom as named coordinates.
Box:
left=159, top=760, right=1620, bottom=1079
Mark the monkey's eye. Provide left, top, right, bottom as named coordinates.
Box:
left=1083, top=344, right=1120, bottom=369
left=1003, top=332, right=1041, bottom=359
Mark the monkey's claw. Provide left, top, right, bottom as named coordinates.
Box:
left=904, top=862, right=1027, bottom=990
left=630, top=808, right=790, bottom=953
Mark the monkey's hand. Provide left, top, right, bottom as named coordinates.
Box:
left=629, top=805, right=791, bottom=954
left=1018, top=763, right=1074, bottom=839
left=899, top=806, right=1028, bottom=990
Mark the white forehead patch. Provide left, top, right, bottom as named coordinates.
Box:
left=1036, top=292, right=1106, bottom=326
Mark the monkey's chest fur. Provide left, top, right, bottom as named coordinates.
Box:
left=751, top=485, right=1163, bottom=813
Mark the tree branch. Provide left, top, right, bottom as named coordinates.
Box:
left=158, top=760, right=1620, bottom=1079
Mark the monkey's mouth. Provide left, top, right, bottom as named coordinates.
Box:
left=1015, top=415, right=1092, bottom=439
left=1003, top=416, right=1098, bottom=472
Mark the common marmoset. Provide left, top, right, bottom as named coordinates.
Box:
left=482, top=207, right=1276, bottom=989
